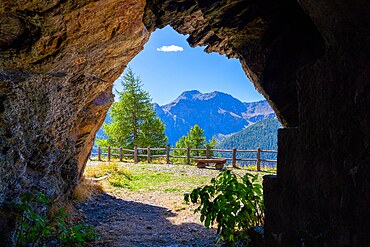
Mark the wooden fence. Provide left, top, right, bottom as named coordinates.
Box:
left=91, top=146, right=277, bottom=171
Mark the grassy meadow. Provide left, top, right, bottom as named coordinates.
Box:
left=83, top=161, right=276, bottom=196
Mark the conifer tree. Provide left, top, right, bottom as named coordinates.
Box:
left=175, top=124, right=216, bottom=158
left=97, top=68, right=168, bottom=149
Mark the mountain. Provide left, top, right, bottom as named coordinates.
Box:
left=94, top=90, right=277, bottom=147
left=216, top=118, right=282, bottom=163
left=154, top=90, right=275, bottom=145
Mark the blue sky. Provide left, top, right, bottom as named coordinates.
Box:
left=114, top=26, right=264, bottom=105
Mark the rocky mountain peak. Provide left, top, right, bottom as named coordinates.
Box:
left=178, top=90, right=202, bottom=99
left=154, top=91, right=275, bottom=145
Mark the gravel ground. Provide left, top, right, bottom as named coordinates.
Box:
left=78, top=162, right=229, bottom=246
left=78, top=162, right=271, bottom=246
left=78, top=193, right=220, bottom=247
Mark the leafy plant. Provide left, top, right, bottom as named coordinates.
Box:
left=14, top=191, right=97, bottom=246
left=184, top=170, right=264, bottom=244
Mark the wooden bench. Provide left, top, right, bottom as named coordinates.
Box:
left=195, top=158, right=227, bottom=170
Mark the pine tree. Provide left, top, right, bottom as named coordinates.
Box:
left=97, top=68, right=168, bottom=149
left=175, top=124, right=216, bottom=159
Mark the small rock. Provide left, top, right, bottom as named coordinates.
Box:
left=108, top=230, right=114, bottom=233
left=139, top=217, right=143, bottom=220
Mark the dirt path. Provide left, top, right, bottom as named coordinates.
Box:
left=78, top=192, right=220, bottom=246
left=78, top=162, right=271, bottom=246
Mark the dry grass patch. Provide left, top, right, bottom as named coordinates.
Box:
left=84, top=162, right=119, bottom=178
left=73, top=178, right=104, bottom=202
left=49, top=201, right=77, bottom=223
left=84, top=162, right=133, bottom=179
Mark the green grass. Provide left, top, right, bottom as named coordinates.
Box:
left=85, top=162, right=275, bottom=195
left=120, top=167, right=212, bottom=193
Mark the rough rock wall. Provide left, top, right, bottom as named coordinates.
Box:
left=144, top=0, right=370, bottom=246
left=0, top=0, right=148, bottom=243
left=263, top=1, right=370, bottom=246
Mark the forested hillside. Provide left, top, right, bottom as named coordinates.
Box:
left=216, top=118, right=282, bottom=164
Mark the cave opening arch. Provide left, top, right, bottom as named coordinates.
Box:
left=96, top=24, right=269, bottom=150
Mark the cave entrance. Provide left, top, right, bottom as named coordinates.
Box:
left=82, top=26, right=278, bottom=245
left=92, top=25, right=279, bottom=167
left=2, top=0, right=368, bottom=245
left=114, top=25, right=263, bottom=106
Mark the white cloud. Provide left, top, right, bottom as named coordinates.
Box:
left=156, top=45, right=184, bottom=52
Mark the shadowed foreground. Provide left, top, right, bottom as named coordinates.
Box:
left=78, top=193, right=219, bottom=246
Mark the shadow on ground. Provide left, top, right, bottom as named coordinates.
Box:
left=77, top=193, right=219, bottom=247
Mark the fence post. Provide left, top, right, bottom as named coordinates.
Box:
left=232, top=148, right=237, bottom=167
left=187, top=147, right=191, bottom=165
left=119, top=147, right=123, bottom=162
left=134, top=146, right=138, bottom=163
left=107, top=146, right=111, bottom=162
left=166, top=145, right=170, bottom=164
left=98, top=146, right=101, bottom=161
left=206, top=146, right=210, bottom=159
left=147, top=147, right=151, bottom=163
left=256, top=147, right=261, bottom=171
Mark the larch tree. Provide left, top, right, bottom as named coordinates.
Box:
left=97, top=68, right=168, bottom=149
left=175, top=124, right=216, bottom=158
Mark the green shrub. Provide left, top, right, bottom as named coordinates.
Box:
left=108, top=174, right=132, bottom=188
left=116, top=167, right=133, bottom=180
left=14, top=191, right=97, bottom=246
left=184, top=170, right=264, bottom=244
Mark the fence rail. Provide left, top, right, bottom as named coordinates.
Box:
left=91, top=146, right=277, bottom=171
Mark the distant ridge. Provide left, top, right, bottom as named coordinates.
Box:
left=153, top=90, right=275, bottom=145
left=216, top=118, right=282, bottom=151
left=94, top=91, right=277, bottom=148
left=216, top=118, right=282, bottom=164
